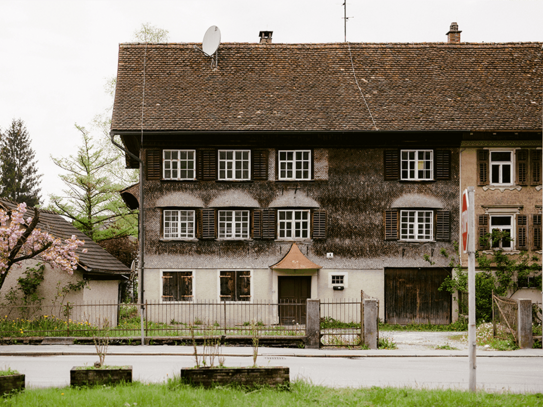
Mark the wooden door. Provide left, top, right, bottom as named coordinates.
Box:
left=385, top=268, right=451, bottom=325
left=278, top=276, right=311, bottom=325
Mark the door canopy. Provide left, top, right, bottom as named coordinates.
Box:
left=270, top=243, right=322, bottom=270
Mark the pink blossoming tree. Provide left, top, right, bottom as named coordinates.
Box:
left=0, top=203, right=86, bottom=291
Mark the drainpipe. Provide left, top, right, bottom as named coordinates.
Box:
left=110, top=133, right=146, bottom=346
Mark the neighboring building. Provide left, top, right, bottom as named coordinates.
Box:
left=0, top=199, right=130, bottom=324
left=113, top=24, right=542, bottom=324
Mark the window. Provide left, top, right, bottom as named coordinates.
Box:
left=332, top=275, right=344, bottom=285
left=218, top=210, right=250, bottom=239
left=162, top=271, right=193, bottom=302
left=218, top=150, right=250, bottom=180
left=163, top=150, right=196, bottom=180
left=490, top=215, right=513, bottom=249
left=163, top=210, right=195, bottom=239
left=220, top=270, right=251, bottom=301
left=278, top=150, right=311, bottom=180
left=400, top=210, right=433, bottom=241
left=490, top=151, right=513, bottom=185
left=278, top=210, right=310, bottom=239
left=401, top=150, right=433, bottom=180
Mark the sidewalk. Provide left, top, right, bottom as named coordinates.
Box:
left=0, top=344, right=541, bottom=358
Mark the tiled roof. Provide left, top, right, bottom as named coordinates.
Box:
left=112, top=42, right=542, bottom=133
left=271, top=243, right=321, bottom=270
left=0, top=199, right=130, bottom=275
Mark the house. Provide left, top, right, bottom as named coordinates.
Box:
left=112, top=24, right=542, bottom=324
left=0, top=199, right=131, bottom=325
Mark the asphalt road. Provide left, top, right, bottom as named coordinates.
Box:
left=2, top=353, right=542, bottom=393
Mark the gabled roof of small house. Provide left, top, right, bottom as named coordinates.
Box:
left=270, top=243, right=322, bottom=270
left=0, top=199, right=130, bottom=277
left=112, top=42, right=542, bottom=134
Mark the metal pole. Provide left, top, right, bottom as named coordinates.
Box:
left=344, top=1, right=347, bottom=42
left=467, top=186, right=476, bottom=392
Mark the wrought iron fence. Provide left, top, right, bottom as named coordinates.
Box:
left=320, top=299, right=362, bottom=346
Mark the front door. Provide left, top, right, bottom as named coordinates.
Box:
left=278, top=276, right=311, bottom=325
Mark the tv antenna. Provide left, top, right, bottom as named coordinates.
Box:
left=195, top=25, right=221, bottom=69
left=343, top=1, right=354, bottom=42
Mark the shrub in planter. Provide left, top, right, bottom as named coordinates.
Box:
left=70, top=366, right=132, bottom=387
left=0, top=369, right=25, bottom=396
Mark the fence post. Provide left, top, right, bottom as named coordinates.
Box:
left=360, top=290, right=365, bottom=345
left=306, top=299, right=320, bottom=349
left=145, top=300, right=148, bottom=343
left=363, top=299, right=378, bottom=349
left=492, top=291, right=496, bottom=337
left=517, top=298, right=533, bottom=349
left=223, top=300, right=227, bottom=336
left=66, top=302, right=70, bottom=337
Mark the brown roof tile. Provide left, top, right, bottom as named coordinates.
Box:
left=112, top=42, right=542, bottom=133
left=271, top=243, right=321, bottom=270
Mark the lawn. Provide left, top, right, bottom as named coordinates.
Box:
left=2, top=381, right=542, bottom=406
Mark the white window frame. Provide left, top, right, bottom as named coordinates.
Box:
left=278, top=150, right=312, bottom=181
left=217, top=269, right=253, bottom=303
left=218, top=150, right=251, bottom=181
left=160, top=270, right=194, bottom=303
left=490, top=215, right=514, bottom=250
left=163, top=149, right=196, bottom=180
left=400, top=210, right=434, bottom=241
left=400, top=149, right=433, bottom=181
left=277, top=209, right=311, bottom=240
left=218, top=210, right=250, bottom=240
left=163, top=210, right=196, bottom=239
left=328, top=272, right=348, bottom=288
left=489, top=149, right=514, bottom=186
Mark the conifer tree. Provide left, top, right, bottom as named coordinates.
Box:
left=0, top=119, right=42, bottom=206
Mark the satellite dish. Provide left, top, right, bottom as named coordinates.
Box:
left=202, top=25, right=221, bottom=56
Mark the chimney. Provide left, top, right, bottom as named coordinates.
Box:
left=259, top=31, right=273, bottom=44
left=446, top=22, right=461, bottom=43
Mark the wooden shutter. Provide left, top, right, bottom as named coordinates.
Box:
left=516, top=215, right=528, bottom=250
left=197, top=149, right=217, bottom=181
left=435, top=150, right=451, bottom=180
left=237, top=271, right=251, bottom=301
left=477, top=149, right=489, bottom=186
left=533, top=214, right=542, bottom=250
left=220, top=271, right=235, bottom=301
left=146, top=149, right=162, bottom=180
left=384, top=150, right=400, bottom=180
left=252, top=209, right=263, bottom=239
left=162, top=272, right=174, bottom=301
left=385, top=209, right=399, bottom=240
left=262, top=209, right=276, bottom=239
left=252, top=149, right=269, bottom=180
left=515, top=149, right=529, bottom=186
left=531, top=150, right=541, bottom=186
left=312, top=210, right=327, bottom=239
left=477, top=214, right=489, bottom=250
left=435, top=210, right=451, bottom=241
left=199, top=209, right=216, bottom=239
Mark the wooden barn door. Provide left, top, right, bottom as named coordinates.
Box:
left=278, top=276, right=311, bottom=325
left=385, top=268, right=451, bottom=325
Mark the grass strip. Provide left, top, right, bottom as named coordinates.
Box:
left=2, top=380, right=542, bottom=406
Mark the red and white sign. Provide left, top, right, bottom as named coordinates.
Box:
left=461, top=189, right=469, bottom=253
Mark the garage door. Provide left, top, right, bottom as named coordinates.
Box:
left=385, top=268, right=451, bottom=325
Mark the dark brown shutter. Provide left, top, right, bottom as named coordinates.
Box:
left=197, top=149, right=217, bottom=181
left=435, top=210, right=451, bottom=241
left=262, top=209, right=276, bottom=239
left=252, top=209, right=262, bottom=239
left=531, top=150, right=541, bottom=186
left=252, top=149, right=269, bottom=180
left=435, top=150, right=451, bottom=180
left=146, top=149, right=162, bottom=180
left=516, top=215, right=528, bottom=250
left=533, top=214, right=542, bottom=250
left=516, top=149, right=529, bottom=186
left=162, top=272, right=174, bottom=301
left=312, top=210, right=327, bottom=239
left=199, top=209, right=216, bottom=239
left=385, top=209, right=399, bottom=240
left=220, top=271, right=234, bottom=301
left=237, top=271, right=251, bottom=301
left=384, top=150, right=400, bottom=180
left=477, top=149, right=489, bottom=186
left=477, top=214, right=489, bottom=250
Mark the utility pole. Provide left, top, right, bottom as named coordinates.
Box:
left=467, top=187, right=476, bottom=392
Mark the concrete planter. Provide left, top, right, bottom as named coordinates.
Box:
left=70, top=366, right=132, bottom=387
left=181, top=366, right=289, bottom=388
left=0, top=373, right=25, bottom=396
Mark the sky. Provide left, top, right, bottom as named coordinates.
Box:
left=0, top=0, right=542, bottom=206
